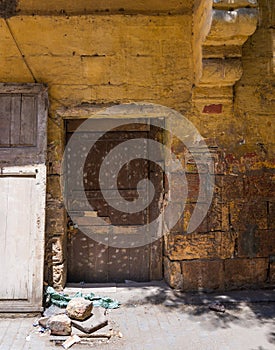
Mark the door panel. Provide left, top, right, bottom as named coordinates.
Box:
left=66, top=119, right=164, bottom=283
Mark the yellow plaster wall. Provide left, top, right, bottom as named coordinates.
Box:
left=17, top=0, right=193, bottom=15
left=1, top=14, right=193, bottom=113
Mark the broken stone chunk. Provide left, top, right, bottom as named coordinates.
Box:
left=66, top=297, right=93, bottom=321
left=38, top=316, right=50, bottom=328
left=47, top=314, right=72, bottom=336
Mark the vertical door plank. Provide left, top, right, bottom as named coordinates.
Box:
left=68, top=230, right=89, bottom=283
left=89, top=233, right=109, bottom=283
left=10, top=94, right=22, bottom=146
left=150, top=239, right=163, bottom=280
left=129, top=245, right=149, bottom=281
left=20, top=95, right=36, bottom=146
left=108, top=246, right=130, bottom=282
left=0, top=177, right=33, bottom=300
left=0, top=95, right=11, bottom=146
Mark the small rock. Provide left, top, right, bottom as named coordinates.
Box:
left=43, top=304, right=66, bottom=318
left=47, top=314, right=72, bottom=336
left=209, top=302, right=225, bottom=313
left=66, top=297, right=93, bottom=321
left=38, top=316, right=50, bottom=328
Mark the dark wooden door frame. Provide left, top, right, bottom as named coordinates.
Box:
left=61, top=115, right=166, bottom=283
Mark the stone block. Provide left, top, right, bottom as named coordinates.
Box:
left=47, top=314, right=72, bottom=336
left=184, top=203, right=208, bottom=233
left=66, top=298, right=93, bottom=321
left=53, top=263, right=67, bottom=291
left=163, top=257, right=183, bottom=290
left=269, top=260, right=275, bottom=284
left=46, top=201, right=66, bottom=236
left=181, top=260, right=224, bottom=291
left=51, top=235, right=67, bottom=265
left=71, top=307, right=108, bottom=334
left=238, top=229, right=275, bottom=258
left=268, top=202, right=275, bottom=230
left=229, top=200, right=268, bottom=232
left=207, top=199, right=223, bottom=232
left=224, top=258, right=268, bottom=289
left=47, top=175, right=63, bottom=201
left=165, top=231, right=235, bottom=260
left=243, top=171, right=275, bottom=199
left=223, top=174, right=244, bottom=201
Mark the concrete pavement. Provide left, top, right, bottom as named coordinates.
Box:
left=0, top=282, right=275, bottom=350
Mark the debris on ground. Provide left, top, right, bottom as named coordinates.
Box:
left=62, top=334, right=81, bottom=349
left=45, top=286, right=120, bottom=309
left=46, top=314, right=72, bottom=336
left=38, top=316, right=49, bottom=328
left=43, top=304, right=67, bottom=317
left=71, top=307, right=108, bottom=334
left=30, top=286, right=123, bottom=348
left=66, top=297, right=93, bottom=321
left=209, top=302, right=226, bottom=313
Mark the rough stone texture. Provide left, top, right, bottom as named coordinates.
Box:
left=66, top=298, right=93, bottom=321
left=45, top=202, right=66, bottom=236
left=71, top=307, right=107, bottom=334
left=52, top=263, right=67, bottom=292
left=38, top=316, right=49, bottom=328
left=200, top=58, right=243, bottom=86
left=163, top=257, right=183, bottom=290
left=181, top=260, right=224, bottom=291
left=165, top=232, right=235, bottom=260
left=238, top=229, right=275, bottom=258
left=0, top=0, right=273, bottom=292
left=47, top=314, right=72, bottom=336
left=224, top=258, right=268, bottom=289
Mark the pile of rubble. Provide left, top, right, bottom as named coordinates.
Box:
left=33, top=290, right=122, bottom=349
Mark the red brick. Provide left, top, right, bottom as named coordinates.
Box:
left=202, top=104, right=222, bottom=114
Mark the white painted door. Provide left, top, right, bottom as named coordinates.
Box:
left=0, top=166, right=46, bottom=311
left=0, top=176, right=34, bottom=300
left=0, top=84, right=47, bottom=312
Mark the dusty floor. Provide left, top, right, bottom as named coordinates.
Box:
left=0, top=282, right=275, bottom=350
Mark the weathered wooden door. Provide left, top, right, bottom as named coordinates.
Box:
left=0, top=84, right=47, bottom=312
left=66, top=119, right=164, bottom=283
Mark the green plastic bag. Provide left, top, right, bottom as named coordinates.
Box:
left=45, top=286, right=120, bottom=309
